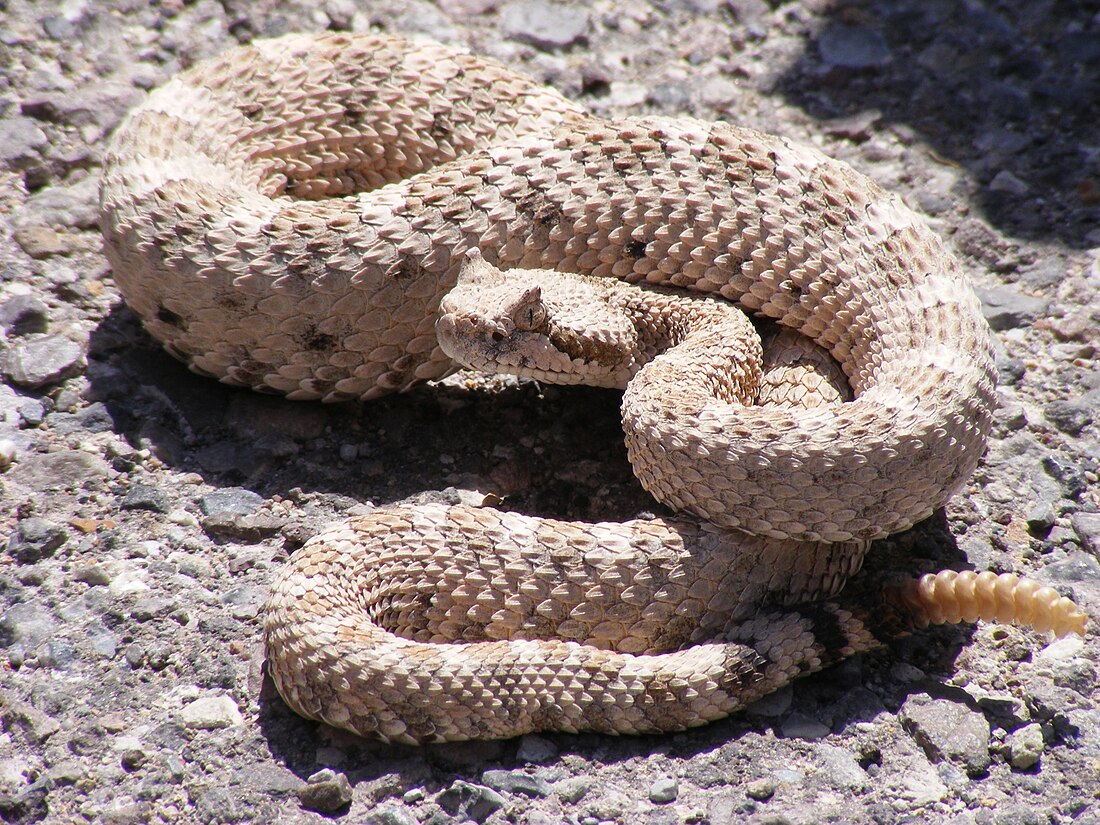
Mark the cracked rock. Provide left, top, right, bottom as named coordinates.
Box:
left=900, top=694, right=992, bottom=776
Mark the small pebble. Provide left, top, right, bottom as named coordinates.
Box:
left=299, top=769, right=353, bottom=813
left=179, top=695, right=244, bottom=730
left=7, top=517, right=68, bottom=563
left=437, top=780, right=505, bottom=821
left=1071, top=512, right=1100, bottom=556
left=121, top=484, right=172, bottom=513
left=745, top=777, right=777, bottom=801
left=0, top=439, right=16, bottom=469
left=1044, top=400, right=1093, bottom=435
left=976, top=285, right=1048, bottom=331
left=0, top=294, right=48, bottom=336
left=363, top=804, right=418, bottom=825
left=1006, top=723, right=1045, bottom=771
left=481, top=768, right=551, bottom=798
left=18, top=400, right=45, bottom=426
left=553, top=775, right=594, bottom=804
left=649, top=776, right=678, bottom=803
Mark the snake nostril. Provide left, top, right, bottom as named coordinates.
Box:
left=491, top=330, right=505, bottom=343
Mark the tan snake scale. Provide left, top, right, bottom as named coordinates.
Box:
left=100, top=32, right=1086, bottom=743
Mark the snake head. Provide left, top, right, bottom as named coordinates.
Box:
left=436, top=250, right=638, bottom=388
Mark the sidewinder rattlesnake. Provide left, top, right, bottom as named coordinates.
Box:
left=99, top=32, right=1086, bottom=743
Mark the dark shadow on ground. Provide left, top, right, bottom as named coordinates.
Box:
left=86, top=304, right=642, bottom=523
left=774, top=0, right=1100, bottom=247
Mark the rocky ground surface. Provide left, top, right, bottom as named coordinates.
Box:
left=1, top=0, right=1099, bottom=822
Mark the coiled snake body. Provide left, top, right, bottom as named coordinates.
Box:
left=100, top=33, right=1085, bottom=743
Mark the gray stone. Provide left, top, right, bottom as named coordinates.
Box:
left=1, top=334, right=87, bottom=389
left=900, top=694, right=992, bottom=776
left=5, top=448, right=110, bottom=495
left=15, top=176, right=101, bottom=230
left=1043, top=550, right=1100, bottom=583
left=647, top=82, right=692, bottom=111
left=18, top=399, right=45, bottom=427
left=191, top=785, right=240, bottom=824
left=815, top=743, right=869, bottom=790
left=1041, top=453, right=1088, bottom=498
left=0, top=117, right=48, bottom=165
left=7, top=517, right=68, bottom=563
left=501, top=0, right=589, bottom=50
left=0, top=295, right=49, bottom=336
left=363, top=804, right=418, bottom=825
left=1006, top=723, right=1045, bottom=770
left=200, top=487, right=265, bottom=517
left=130, top=596, right=178, bottom=623
left=12, top=224, right=74, bottom=258
left=39, top=639, right=76, bottom=670
left=976, top=285, right=1048, bottom=331
left=481, top=768, right=551, bottom=797
left=120, top=747, right=149, bottom=772
left=553, top=775, right=593, bottom=803
left=1025, top=500, right=1056, bottom=534
left=1072, top=513, right=1100, bottom=556
left=88, top=626, right=119, bottom=659
left=0, top=601, right=57, bottom=651
left=1, top=701, right=61, bottom=743
left=1044, top=400, right=1093, bottom=435
left=989, top=170, right=1030, bottom=196
left=219, top=585, right=267, bottom=620
left=239, top=763, right=303, bottom=795
left=818, top=24, right=891, bottom=68
left=120, top=484, right=172, bottom=513
left=21, top=80, right=142, bottom=132
left=46, top=759, right=85, bottom=786
left=202, top=512, right=284, bottom=543
left=649, top=776, right=679, bottom=803
left=299, top=769, right=353, bottom=813
left=437, top=780, right=505, bottom=822
left=0, top=778, right=49, bottom=823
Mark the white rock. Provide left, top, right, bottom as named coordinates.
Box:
left=179, top=695, right=243, bottom=729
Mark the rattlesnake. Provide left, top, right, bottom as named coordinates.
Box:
left=100, top=32, right=1086, bottom=743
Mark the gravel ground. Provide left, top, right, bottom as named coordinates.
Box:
left=2, top=1, right=1099, bottom=823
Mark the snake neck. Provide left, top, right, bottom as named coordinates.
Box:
left=604, top=282, right=763, bottom=406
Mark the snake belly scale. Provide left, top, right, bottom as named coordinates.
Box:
left=100, top=32, right=1084, bottom=743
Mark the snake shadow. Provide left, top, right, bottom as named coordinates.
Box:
left=772, top=0, right=1100, bottom=249
left=86, top=303, right=642, bottom=516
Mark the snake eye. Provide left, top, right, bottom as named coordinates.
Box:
left=515, top=304, right=546, bottom=332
